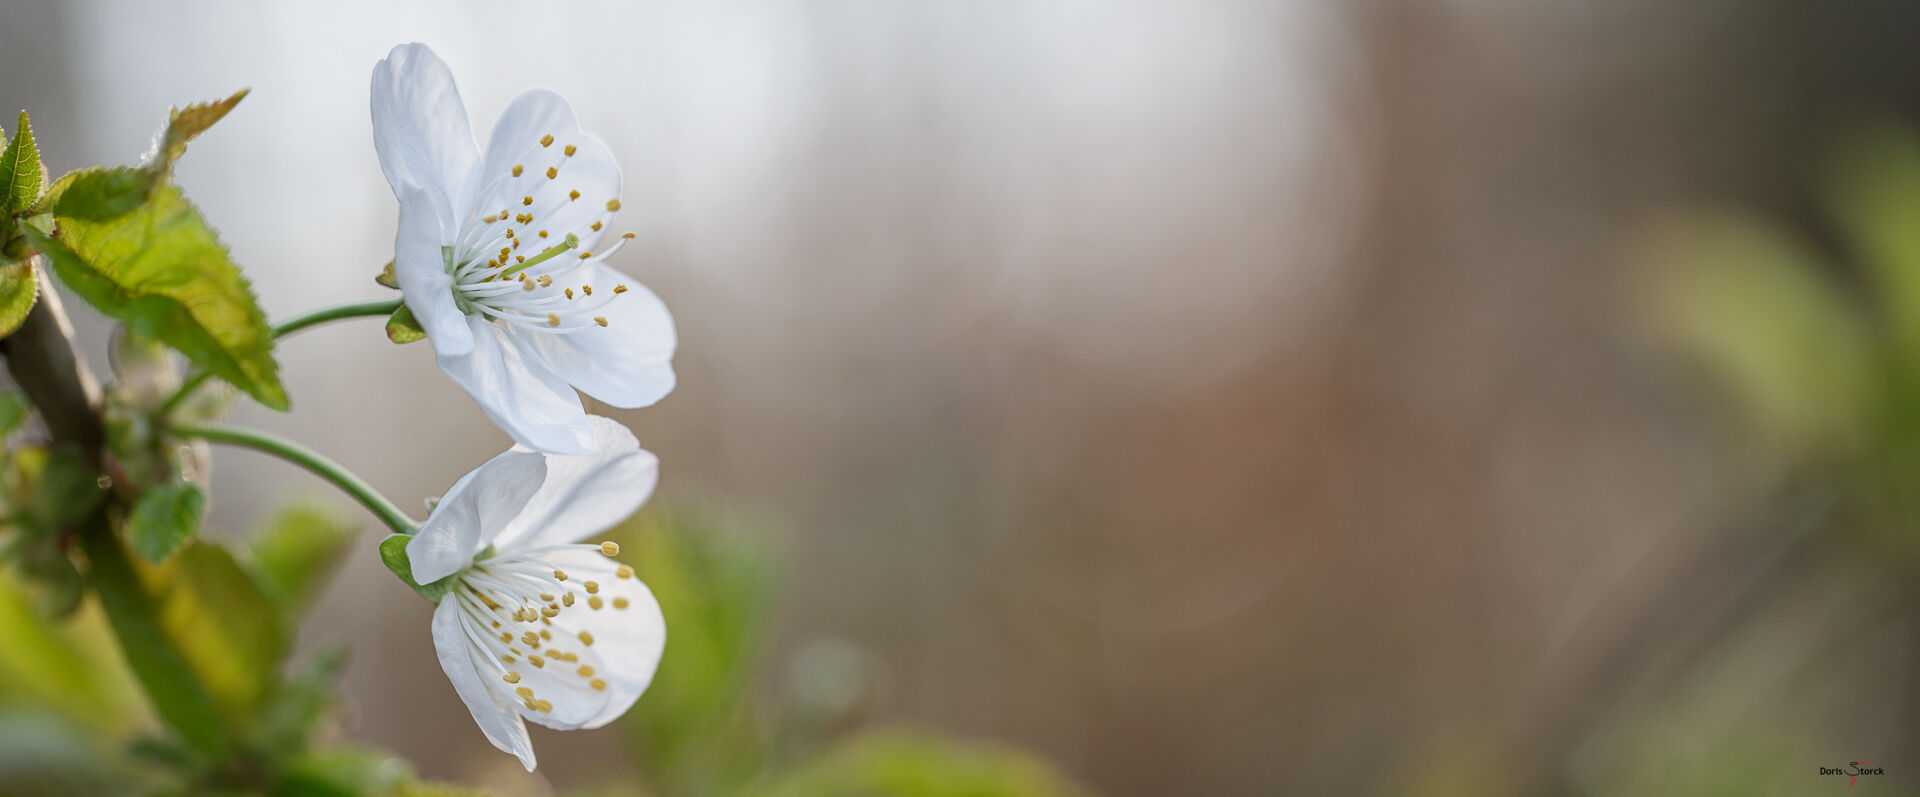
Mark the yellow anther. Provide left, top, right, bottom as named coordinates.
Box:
left=522, top=195, right=533, bottom=206
left=540, top=593, right=555, bottom=602
left=502, top=655, right=516, bottom=664
left=546, top=166, right=558, bottom=179
left=516, top=255, right=526, bottom=263
left=562, top=592, right=576, bottom=607
left=541, top=133, right=555, bottom=147
left=590, top=220, right=602, bottom=231
left=536, top=699, right=553, bottom=712
left=528, top=655, right=545, bottom=668
left=516, top=686, right=534, bottom=699
left=616, top=566, right=634, bottom=579
left=512, top=164, right=524, bottom=177
left=566, top=288, right=574, bottom=299
left=588, top=595, right=604, bottom=610
left=546, top=313, right=561, bottom=327
left=582, top=285, right=593, bottom=296
left=538, top=275, right=553, bottom=286
left=564, top=144, right=577, bottom=156
left=590, top=678, right=607, bottom=692
left=601, top=541, right=620, bottom=556
left=492, top=620, right=501, bottom=628
left=540, top=629, right=552, bottom=640
left=524, top=280, right=536, bottom=292
left=554, top=569, right=569, bottom=581
left=517, top=212, right=533, bottom=224
left=606, top=198, right=622, bottom=211
left=499, top=632, right=513, bottom=642
left=577, top=665, right=595, bottom=677
left=541, top=605, right=559, bottom=617
left=538, top=229, right=548, bottom=238
left=593, top=316, right=608, bottom=327
left=579, top=251, right=593, bottom=260
left=622, top=231, right=636, bottom=239
left=613, top=597, right=631, bottom=609
left=613, top=284, right=629, bottom=294
left=502, top=671, right=521, bottom=684
left=578, top=630, right=595, bottom=646
left=569, top=189, right=581, bottom=201
left=504, top=229, right=515, bottom=238
left=584, top=582, right=600, bottom=594
left=483, top=214, right=500, bottom=223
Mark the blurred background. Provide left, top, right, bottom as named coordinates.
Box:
left=4, top=0, right=1920, bottom=794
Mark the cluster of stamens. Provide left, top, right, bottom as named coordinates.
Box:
left=450, top=540, right=638, bottom=715
left=444, top=133, right=640, bottom=334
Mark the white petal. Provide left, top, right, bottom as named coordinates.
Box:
left=537, top=549, right=666, bottom=729
left=439, top=316, right=595, bottom=455
left=408, top=449, right=548, bottom=583
left=431, top=598, right=536, bottom=771
left=476, top=89, right=622, bottom=253
left=370, top=43, right=482, bottom=213
left=528, top=268, right=676, bottom=409
left=392, top=184, right=474, bottom=358
left=493, top=417, right=658, bottom=551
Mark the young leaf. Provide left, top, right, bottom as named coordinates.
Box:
left=38, top=167, right=160, bottom=222
left=386, top=303, right=426, bottom=344
left=127, top=481, right=205, bottom=562
left=248, top=503, right=356, bottom=617
left=0, top=111, right=43, bottom=215
left=375, top=260, right=399, bottom=289
left=26, top=185, right=288, bottom=410
left=141, top=540, right=288, bottom=721
left=156, top=89, right=247, bottom=172
left=0, top=391, right=28, bottom=437
left=377, top=534, right=456, bottom=601
left=0, top=259, right=36, bottom=338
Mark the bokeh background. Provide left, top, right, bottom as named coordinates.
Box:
left=5, top=1, right=1920, bottom=794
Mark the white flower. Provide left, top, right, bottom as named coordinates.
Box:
left=371, top=43, right=675, bottom=455
left=407, top=416, right=666, bottom=771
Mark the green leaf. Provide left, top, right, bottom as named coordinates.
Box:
left=271, top=745, right=412, bottom=797
left=378, top=534, right=456, bottom=601
left=0, top=111, right=44, bottom=215
left=255, top=645, right=346, bottom=764
left=40, top=167, right=160, bottom=222
left=0, top=391, right=28, bottom=438
left=127, top=482, right=204, bottom=562
left=249, top=504, right=356, bottom=617
left=28, top=185, right=288, bottom=409
left=1826, top=121, right=1920, bottom=356
left=0, top=258, right=36, bottom=338
left=385, top=304, right=425, bottom=344
left=142, top=540, right=287, bottom=722
left=156, top=90, right=247, bottom=172
left=375, top=260, right=399, bottom=289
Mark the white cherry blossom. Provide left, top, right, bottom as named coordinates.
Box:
left=407, top=416, right=666, bottom=770
left=371, top=43, right=674, bottom=454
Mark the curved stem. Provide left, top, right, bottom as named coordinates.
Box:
left=270, top=297, right=404, bottom=339
left=160, top=296, right=404, bottom=417
left=171, top=424, right=417, bottom=535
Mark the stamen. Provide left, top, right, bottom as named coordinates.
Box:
left=588, top=595, right=604, bottom=610
left=528, top=655, right=545, bottom=668
left=564, top=144, right=577, bottom=156
left=601, top=541, right=620, bottom=556
left=569, top=189, right=580, bottom=201
left=541, top=133, right=555, bottom=147
left=583, top=285, right=593, bottom=296
left=584, top=582, right=600, bottom=594
left=616, top=566, right=633, bottom=579
left=606, top=199, right=622, bottom=211
left=512, top=164, right=524, bottom=177
left=553, top=569, right=569, bottom=581
left=614, top=285, right=629, bottom=294
left=591, top=221, right=602, bottom=231
left=547, top=313, right=561, bottom=327
left=502, top=671, right=521, bottom=684
left=622, top=232, right=636, bottom=239
left=562, top=592, right=575, bottom=606
left=546, top=166, right=558, bottom=179
left=613, top=597, right=630, bottom=609
left=578, top=631, right=595, bottom=646
left=590, top=678, right=607, bottom=691
left=522, top=196, right=534, bottom=206
left=594, top=316, right=608, bottom=327
left=577, top=665, right=595, bottom=677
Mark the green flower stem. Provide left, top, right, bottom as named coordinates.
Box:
left=172, top=424, right=417, bottom=535
left=160, top=296, right=405, bottom=417
left=269, top=296, right=405, bottom=338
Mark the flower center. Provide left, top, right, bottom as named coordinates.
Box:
left=440, top=132, right=639, bottom=334
left=446, top=540, right=632, bottom=714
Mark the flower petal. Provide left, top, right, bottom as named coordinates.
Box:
left=439, top=315, right=596, bottom=455
left=432, top=598, right=536, bottom=771
left=476, top=89, right=622, bottom=253
left=493, top=417, right=658, bottom=551
left=527, top=268, right=676, bottom=409
left=392, top=184, right=474, bottom=358
left=534, top=548, right=666, bottom=729
left=371, top=43, right=481, bottom=213
left=408, top=449, right=548, bottom=583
